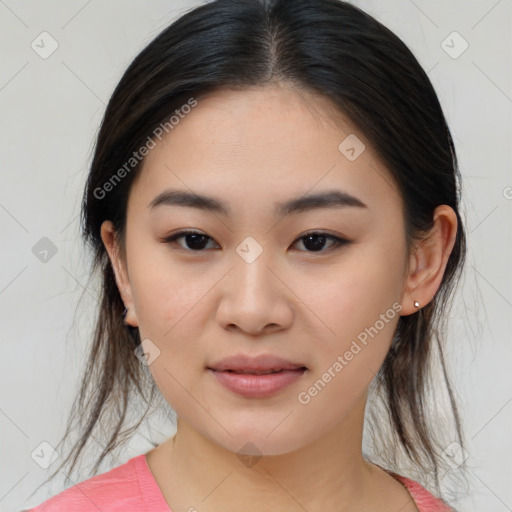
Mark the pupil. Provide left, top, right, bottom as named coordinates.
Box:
left=186, top=234, right=208, bottom=250
left=304, top=234, right=326, bottom=251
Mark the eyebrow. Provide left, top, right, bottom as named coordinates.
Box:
left=148, top=189, right=368, bottom=217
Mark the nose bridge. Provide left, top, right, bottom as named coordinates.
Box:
left=232, top=236, right=275, bottom=299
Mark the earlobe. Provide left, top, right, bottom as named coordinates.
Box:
left=400, top=205, right=458, bottom=316
left=100, top=220, right=139, bottom=327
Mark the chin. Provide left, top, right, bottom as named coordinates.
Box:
left=199, top=418, right=313, bottom=458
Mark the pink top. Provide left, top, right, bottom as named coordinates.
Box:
left=24, top=453, right=454, bottom=511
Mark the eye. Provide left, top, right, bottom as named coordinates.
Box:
left=161, top=230, right=219, bottom=251
left=292, top=231, right=350, bottom=253
left=161, top=230, right=351, bottom=253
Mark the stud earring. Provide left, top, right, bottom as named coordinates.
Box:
left=414, top=300, right=420, bottom=308
left=122, top=307, right=128, bottom=325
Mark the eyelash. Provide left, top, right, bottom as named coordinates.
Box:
left=161, top=230, right=351, bottom=254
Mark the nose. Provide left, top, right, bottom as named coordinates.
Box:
left=215, top=248, right=294, bottom=336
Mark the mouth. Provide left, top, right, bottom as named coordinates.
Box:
left=207, top=366, right=308, bottom=398
left=207, top=353, right=308, bottom=374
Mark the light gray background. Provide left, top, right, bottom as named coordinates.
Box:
left=1, top=1, right=511, bottom=511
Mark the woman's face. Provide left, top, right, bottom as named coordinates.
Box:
left=102, top=83, right=412, bottom=456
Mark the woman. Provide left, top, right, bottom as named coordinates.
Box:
left=25, top=0, right=468, bottom=510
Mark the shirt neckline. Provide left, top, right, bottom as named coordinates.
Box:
left=134, top=452, right=449, bottom=512
left=134, top=452, right=173, bottom=511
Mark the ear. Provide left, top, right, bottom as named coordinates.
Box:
left=400, top=205, right=458, bottom=316
left=100, top=220, right=139, bottom=327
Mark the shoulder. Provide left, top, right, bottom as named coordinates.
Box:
left=23, top=454, right=149, bottom=512
left=390, top=472, right=455, bottom=512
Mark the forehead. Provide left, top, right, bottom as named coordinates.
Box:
left=129, top=84, right=401, bottom=217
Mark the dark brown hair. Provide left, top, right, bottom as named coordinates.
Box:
left=33, top=0, right=468, bottom=505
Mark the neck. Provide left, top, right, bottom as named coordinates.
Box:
left=158, top=393, right=380, bottom=512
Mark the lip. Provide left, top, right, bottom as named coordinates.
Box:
left=207, top=353, right=307, bottom=373
left=208, top=368, right=307, bottom=398
left=206, top=353, right=308, bottom=398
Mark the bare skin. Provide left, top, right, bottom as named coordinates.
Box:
left=101, top=82, right=457, bottom=512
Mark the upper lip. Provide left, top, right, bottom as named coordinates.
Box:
left=207, top=353, right=307, bottom=372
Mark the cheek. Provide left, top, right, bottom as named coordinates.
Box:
left=127, top=254, right=223, bottom=387
left=133, top=278, right=210, bottom=352
left=130, top=264, right=209, bottom=405
left=306, top=248, right=402, bottom=341
left=297, top=286, right=401, bottom=420
left=299, top=245, right=404, bottom=400
left=127, top=235, right=210, bottom=333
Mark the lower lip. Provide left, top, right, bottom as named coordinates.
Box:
left=208, top=368, right=307, bottom=398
